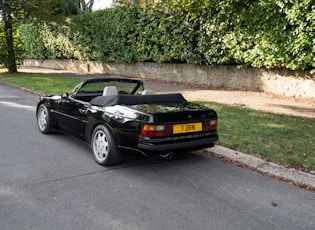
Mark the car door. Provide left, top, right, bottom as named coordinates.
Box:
left=55, top=96, right=88, bottom=140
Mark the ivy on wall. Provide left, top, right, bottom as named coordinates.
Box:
left=19, top=1, right=315, bottom=71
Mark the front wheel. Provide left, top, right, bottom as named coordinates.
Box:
left=36, top=104, right=53, bottom=134
left=91, top=125, right=122, bottom=166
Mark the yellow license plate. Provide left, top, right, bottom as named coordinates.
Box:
left=173, top=122, right=202, bottom=134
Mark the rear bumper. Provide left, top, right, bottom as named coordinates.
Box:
left=138, top=135, right=219, bottom=152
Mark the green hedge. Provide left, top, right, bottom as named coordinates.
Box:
left=19, top=1, right=315, bottom=70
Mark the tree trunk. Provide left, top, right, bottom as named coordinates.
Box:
left=77, top=0, right=94, bottom=14
left=3, top=10, right=17, bottom=73
left=87, top=0, right=94, bottom=11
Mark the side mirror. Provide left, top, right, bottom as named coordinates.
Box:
left=62, top=93, right=69, bottom=99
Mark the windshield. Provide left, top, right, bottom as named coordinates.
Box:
left=78, top=81, right=141, bottom=94
left=69, top=82, right=83, bottom=98
left=69, top=78, right=144, bottom=101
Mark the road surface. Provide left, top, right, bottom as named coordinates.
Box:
left=0, top=85, right=314, bottom=230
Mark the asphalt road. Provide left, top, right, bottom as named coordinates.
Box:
left=0, top=85, right=314, bottom=230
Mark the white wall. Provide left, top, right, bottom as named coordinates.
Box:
left=92, top=0, right=112, bottom=10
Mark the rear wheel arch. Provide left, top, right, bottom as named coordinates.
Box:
left=87, top=120, right=120, bottom=145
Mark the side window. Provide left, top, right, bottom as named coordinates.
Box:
left=78, top=82, right=104, bottom=94
left=71, top=82, right=104, bottom=102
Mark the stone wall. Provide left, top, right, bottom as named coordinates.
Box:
left=23, top=59, right=315, bottom=100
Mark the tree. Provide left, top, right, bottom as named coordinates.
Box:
left=0, top=0, right=61, bottom=73
left=0, top=0, right=20, bottom=73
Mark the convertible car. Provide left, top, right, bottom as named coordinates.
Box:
left=36, top=77, right=219, bottom=166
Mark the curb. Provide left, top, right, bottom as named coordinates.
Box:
left=208, top=145, right=315, bottom=190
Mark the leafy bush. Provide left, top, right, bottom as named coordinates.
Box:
left=19, top=1, right=315, bottom=70
left=19, top=22, right=45, bottom=59
left=20, top=19, right=76, bottom=59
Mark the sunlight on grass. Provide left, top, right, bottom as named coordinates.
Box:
left=263, top=123, right=286, bottom=129
left=0, top=72, right=82, bottom=94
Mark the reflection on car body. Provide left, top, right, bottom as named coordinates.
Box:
left=36, top=77, right=219, bottom=166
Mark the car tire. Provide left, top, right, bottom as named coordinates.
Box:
left=37, top=104, right=53, bottom=134
left=91, top=125, right=122, bottom=166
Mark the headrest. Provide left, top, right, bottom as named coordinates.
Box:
left=103, top=86, right=118, bottom=96
left=141, top=89, right=155, bottom=95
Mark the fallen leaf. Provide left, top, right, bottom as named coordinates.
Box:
left=271, top=202, right=277, bottom=207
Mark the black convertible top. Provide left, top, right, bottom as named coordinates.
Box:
left=90, top=93, right=187, bottom=106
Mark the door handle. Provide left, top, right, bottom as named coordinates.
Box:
left=79, top=108, right=87, bottom=115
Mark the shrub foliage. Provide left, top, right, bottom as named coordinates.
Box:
left=19, top=1, right=315, bottom=70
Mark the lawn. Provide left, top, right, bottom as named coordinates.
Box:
left=201, top=102, right=315, bottom=170
left=0, top=71, right=82, bottom=94
left=1, top=70, right=314, bottom=170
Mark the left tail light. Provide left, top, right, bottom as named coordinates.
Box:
left=140, top=124, right=173, bottom=137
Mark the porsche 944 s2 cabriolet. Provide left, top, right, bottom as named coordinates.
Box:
left=36, top=77, right=219, bottom=166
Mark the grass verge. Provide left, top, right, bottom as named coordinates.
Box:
left=1, top=71, right=314, bottom=171
left=0, top=71, right=82, bottom=94
left=201, top=102, right=315, bottom=171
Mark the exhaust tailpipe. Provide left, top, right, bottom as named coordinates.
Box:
left=160, top=151, right=173, bottom=160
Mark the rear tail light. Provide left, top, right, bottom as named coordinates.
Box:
left=140, top=124, right=172, bottom=137
left=140, top=119, right=217, bottom=138
left=203, top=119, right=218, bottom=131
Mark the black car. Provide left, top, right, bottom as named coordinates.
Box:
left=36, top=77, right=219, bottom=166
